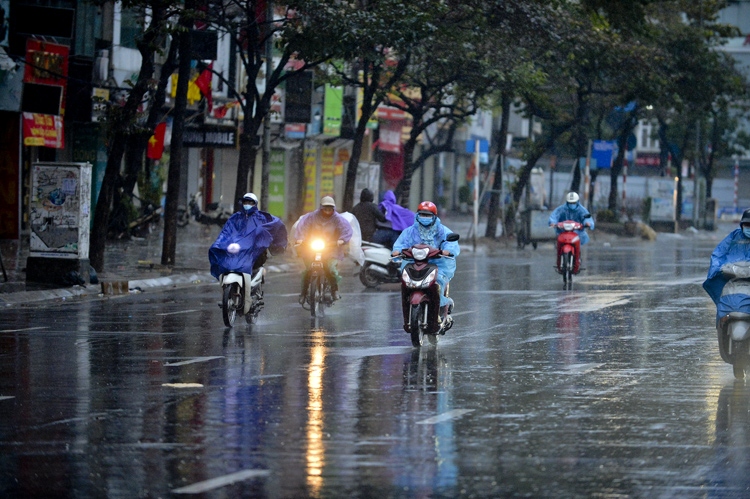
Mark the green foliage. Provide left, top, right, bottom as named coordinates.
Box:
left=458, top=185, right=471, bottom=204
left=596, top=209, right=618, bottom=223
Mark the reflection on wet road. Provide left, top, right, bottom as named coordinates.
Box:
left=1, top=231, right=748, bottom=496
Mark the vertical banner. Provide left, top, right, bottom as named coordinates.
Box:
left=303, top=145, right=318, bottom=213
left=22, top=112, right=64, bottom=148
left=24, top=39, right=69, bottom=116
left=320, top=147, right=335, bottom=196
left=323, top=85, right=343, bottom=136
left=268, top=149, right=286, bottom=218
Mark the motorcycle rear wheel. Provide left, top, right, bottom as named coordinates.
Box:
left=409, top=304, right=425, bottom=347
left=222, top=283, right=240, bottom=327
left=359, top=263, right=381, bottom=288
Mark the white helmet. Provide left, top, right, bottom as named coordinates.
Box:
left=241, top=192, right=258, bottom=204
left=566, top=192, right=579, bottom=204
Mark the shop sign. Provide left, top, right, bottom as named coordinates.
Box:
left=22, top=112, right=64, bottom=148
left=183, top=125, right=237, bottom=148
left=24, top=39, right=68, bottom=115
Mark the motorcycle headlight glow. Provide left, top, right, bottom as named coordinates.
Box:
left=311, top=239, right=325, bottom=251
left=411, top=247, right=429, bottom=261
left=562, top=222, right=575, bottom=231
left=402, top=268, right=437, bottom=288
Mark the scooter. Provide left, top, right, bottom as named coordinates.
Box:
left=296, top=237, right=335, bottom=317
left=394, top=233, right=459, bottom=347
left=553, top=215, right=591, bottom=289
left=360, top=241, right=401, bottom=288
left=178, top=192, right=232, bottom=227
left=219, top=248, right=266, bottom=327
left=716, top=261, right=750, bottom=379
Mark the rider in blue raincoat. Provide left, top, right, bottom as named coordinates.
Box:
left=703, top=209, right=750, bottom=324
left=208, top=193, right=287, bottom=279
left=548, top=191, right=594, bottom=271
left=391, top=201, right=460, bottom=308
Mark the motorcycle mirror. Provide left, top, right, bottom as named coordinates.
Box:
left=583, top=214, right=592, bottom=219
left=445, top=233, right=460, bottom=242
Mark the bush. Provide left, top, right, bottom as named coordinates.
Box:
left=458, top=185, right=471, bottom=204
left=596, top=209, right=619, bottom=223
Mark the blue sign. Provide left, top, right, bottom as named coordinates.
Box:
left=465, top=139, right=489, bottom=153
left=591, top=140, right=617, bottom=169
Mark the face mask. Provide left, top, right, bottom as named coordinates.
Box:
left=417, top=215, right=435, bottom=227
left=243, top=204, right=256, bottom=212
left=567, top=203, right=577, bottom=209
left=743, top=227, right=750, bottom=238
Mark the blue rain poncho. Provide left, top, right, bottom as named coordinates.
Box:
left=209, top=208, right=288, bottom=279
left=548, top=202, right=594, bottom=245
left=703, top=228, right=750, bottom=323
left=392, top=216, right=460, bottom=306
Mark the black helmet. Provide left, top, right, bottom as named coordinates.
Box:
left=741, top=208, right=750, bottom=225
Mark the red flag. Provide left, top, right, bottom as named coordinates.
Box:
left=194, top=62, right=213, bottom=112
left=147, top=122, right=167, bottom=159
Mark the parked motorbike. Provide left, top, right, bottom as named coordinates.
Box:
left=296, top=237, right=336, bottom=317
left=360, top=241, right=401, bottom=287
left=553, top=215, right=591, bottom=289
left=715, top=261, right=750, bottom=379
left=394, top=233, right=459, bottom=347
left=219, top=248, right=266, bottom=327
left=178, top=192, right=232, bottom=227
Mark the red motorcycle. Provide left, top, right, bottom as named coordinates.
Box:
left=554, top=217, right=590, bottom=289
left=395, top=233, right=459, bottom=347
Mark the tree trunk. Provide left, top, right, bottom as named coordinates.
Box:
left=485, top=92, right=510, bottom=238
left=161, top=12, right=192, bottom=266
left=89, top=3, right=163, bottom=271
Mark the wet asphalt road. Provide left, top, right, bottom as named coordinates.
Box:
left=1, top=230, right=748, bottom=498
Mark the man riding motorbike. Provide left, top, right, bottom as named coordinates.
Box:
left=390, top=201, right=460, bottom=324
left=294, top=196, right=353, bottom=302
left=208, top=192, right=287, bottom=280
left=548, top=192, right=594, bottom=274
left=703, top=208, right=750, bottom=323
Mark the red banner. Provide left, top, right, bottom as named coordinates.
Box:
left=378, top=119, right=403, bottom=153
left=147, top=122, right=167, bottom=159
left=24, top=39, right=69, bottom=116
left=22, top=112, right=64, bottom=148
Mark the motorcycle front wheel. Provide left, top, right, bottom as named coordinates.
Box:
left=562, top=252, right=574, bottom=289
left=409, top=304, right=425, bottom=347
left=222, top=283, right=240, bottom=327
left=309, top=276, right=322, bottom=317
left=734, top=341, right=749, bottom=379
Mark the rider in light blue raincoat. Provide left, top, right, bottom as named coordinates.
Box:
left=703, top=209, right=750, bottom=324
left=391, top=201, right=460, bottom=307
left=548, top=191, right=595, bottom=245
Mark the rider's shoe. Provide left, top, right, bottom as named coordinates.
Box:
left=298, top=293, right=306, bottom=305
left=332, top=291, right=341, bottom=301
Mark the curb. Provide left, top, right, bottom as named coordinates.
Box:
left=0, top=263, right=299, bottom=306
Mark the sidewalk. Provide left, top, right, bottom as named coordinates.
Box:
left=0, top=221, right=298, bottom=306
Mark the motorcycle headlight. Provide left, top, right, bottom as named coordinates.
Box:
left=411, top=247, right=429, bottom=261
left=562, top=222, right=575, bottom=231
left=403, top=268, right=437, bottom=289
left=311, top=239, right=325, bottom=251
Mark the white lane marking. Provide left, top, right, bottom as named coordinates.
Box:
left=165, top=356, right=224, bottom=367
left=162, top=383, right=203, bottom=388
left=0, top=326, right=49, bottom=333
left=172, top=469, right=271, bottom=494
left=0, top=396, right=15, bottom=401
left=450, top=310, right=475, bottom=317
left=416, top=409, right=474, bottom=425
left=156, top=310, right=199, bottom=316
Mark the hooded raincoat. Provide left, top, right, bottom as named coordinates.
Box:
left=703, top=228, right=750, bottom=323
left=379, top=190, right=416, bottom=231
left=392, top=216, right=460, bottom=306
left=548, top=202, right=594, bottom=245
left=208, top=208, right=287, bottom=279
left=293, top=209, right=353, bottom=260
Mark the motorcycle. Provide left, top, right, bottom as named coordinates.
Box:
left=359, top=241, right=401, bottom=288
left=553, top=215, right=591, bottom=289
left=296, top=237, right=336, bottom=317
left=715, top=261, right=750, bottom=379
left=178, top=192, right=232, bottom=227
left=219, top=252, right=266, bottom=327
left=394, top=233, right=459, bottom=347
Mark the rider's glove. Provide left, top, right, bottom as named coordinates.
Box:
left=337, top=239, right=345, bottom=246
